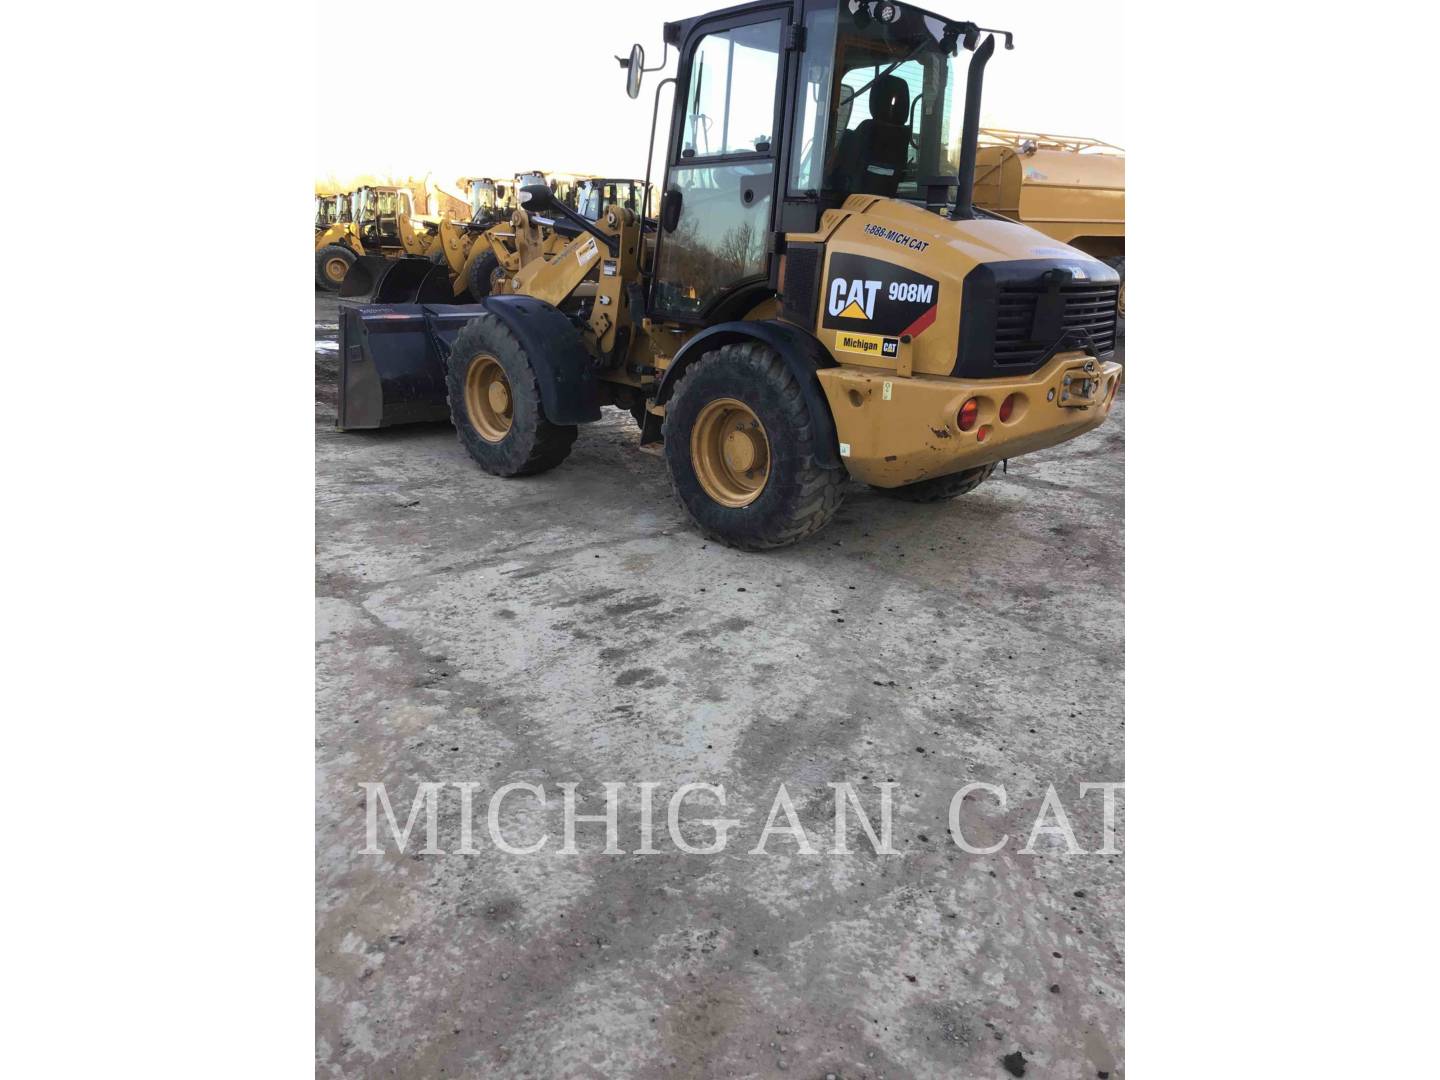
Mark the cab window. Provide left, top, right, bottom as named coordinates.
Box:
left=681, top=21, right=782, bottom=157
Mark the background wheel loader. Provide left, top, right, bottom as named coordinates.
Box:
left=972, top=128, right=1125, bottom=333
left=334, top=0, right=1122, bottom=551
left=316, top=175, right=469, bottom=297
left=420, top=175, right=656, bottom=306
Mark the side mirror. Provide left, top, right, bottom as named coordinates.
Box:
left=518, top=184, right=559, bottom=214
left=624, top=43, right=644, bottom=99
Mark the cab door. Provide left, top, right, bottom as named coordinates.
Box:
left=651, top=9, right=788, bottom=321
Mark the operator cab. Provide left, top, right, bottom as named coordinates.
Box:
left=576, top=178, right=652, bottom=222
left=355, top=187, right=411, bottom=247
left=635, top=0, right=1005, bottom=323
left=467, top=178, right=500, bottom=222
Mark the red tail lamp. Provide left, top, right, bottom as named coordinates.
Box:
left=999, top=394, right=1017, bottom=422
left=958, top=398, right=979, bottom=431
left=977, top=425, right=992, bottom=442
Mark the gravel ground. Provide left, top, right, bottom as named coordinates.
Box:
left=315, top=289, right=1125, bottom=1079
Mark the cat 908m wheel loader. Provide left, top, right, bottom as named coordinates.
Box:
left=335, top=0, right=1122, bottom=550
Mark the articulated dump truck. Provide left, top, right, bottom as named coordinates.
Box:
left=973, top=128, right=1125, bottom=329
left=335, top=0, right=1122, bottom=551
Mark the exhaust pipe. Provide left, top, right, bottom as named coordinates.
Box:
left=952, top=33, right=996, bottom=221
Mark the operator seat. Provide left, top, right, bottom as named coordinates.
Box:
left=829, top=74, right=911, bottom=197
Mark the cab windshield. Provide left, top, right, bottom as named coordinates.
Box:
left=577, top=180, right=648, bottom=221
left=358, top=188, right=405, bottom=221
left=790, top=1, right=971, bottom=209
left=470, top=182, right=497, bottom=219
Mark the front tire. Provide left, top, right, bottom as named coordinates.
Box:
left=316, top=244, right=356, bottom=291
left=874, top=464, right=995, bottom=503
left=444, top=313, right=577, bottom=477
left=662, top=342, right=846, bottom=550
left=466, top=251, right=502, bottom=301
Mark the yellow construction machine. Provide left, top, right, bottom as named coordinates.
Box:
left=973, top=128, right=1125, bottom=331
left=336, top=1, right=1122, bottom=550
left=314, top=183, right=351, bottom=233
left=315, top=175, right=470, bottom=295
left=427, top=175, right=654, bottom=305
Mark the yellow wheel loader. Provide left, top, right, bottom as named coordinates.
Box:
left=972, top=128, right=1125, bottom=332
left=316, top=176, right=471, bottom=297
left=318, top=185, right=443, bottom=297
left=336, top=0, right=1121, bottom=550
left=426, top=176, right=653, bottom=305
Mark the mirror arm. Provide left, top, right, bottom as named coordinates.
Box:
left=641, top=76, right=677, bottom=265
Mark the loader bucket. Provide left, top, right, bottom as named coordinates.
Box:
left=335, top=302, right=487, bottom=429
left=339, top=255, right=453, bottom=304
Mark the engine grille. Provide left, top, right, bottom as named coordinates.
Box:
left=994, top=283, right=1119, bottom=367
left=781, top=243, right=823, bottom=326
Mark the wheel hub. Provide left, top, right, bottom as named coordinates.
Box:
left=325, top=257, right=348, bottom=282
left=463, top=353, right=513, bottom=443
left=691, top=398, right=770, bottom=508
left=487, top=380, right=511, bottom=415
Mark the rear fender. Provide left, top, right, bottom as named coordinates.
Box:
left=652, top=320, right=842, bottom=468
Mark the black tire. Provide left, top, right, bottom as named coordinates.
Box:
left=316, top=244, right=356, bottom=291
left=662, top=342, right=846, bottom=550
left=444, top=313, right=578, bottom=477
left=466, top=251, right=501, bottom=301
left=874, top=464, right=995, bottom=503
left=1105, top=255, right=1125, bottom=339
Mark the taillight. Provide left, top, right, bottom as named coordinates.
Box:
left=999, top=394, right=1017, bottom=422
left=958, top=398, right=979, bottom=431
left=976, top=425, right=991, bottom=442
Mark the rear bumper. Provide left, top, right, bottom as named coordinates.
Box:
left=816, top=351, right=1121, bottom=488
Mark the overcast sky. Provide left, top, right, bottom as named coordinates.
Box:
left=315, top=0, right=1122, bottom=192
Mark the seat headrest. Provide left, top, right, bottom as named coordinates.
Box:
left=869, top=74, right=910, bottom=125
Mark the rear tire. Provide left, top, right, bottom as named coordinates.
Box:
left=873, top=464, right=995, bottom=503
left=467, top=251, right=502, bottom=301
left=444, top=313, right=577, bottom=477
left=663, top=342, right=846, bottom=550
left=316, top=244, right=355, bottom=291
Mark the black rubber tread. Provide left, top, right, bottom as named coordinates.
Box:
left=662, top=342, right=847, bottom=550
left=444, top=313, right=578, bottom=477
left=1105, top=255, right=1125, bottom=338
left=873, top=463, right=995, bottom=503
left=316, top=244, right=356, bottom=291
left=466, top=250, right=502, bottom=302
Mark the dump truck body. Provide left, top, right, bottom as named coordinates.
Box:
left=973, top=136, right=1124, bottom=257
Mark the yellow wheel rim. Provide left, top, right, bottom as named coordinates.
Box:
left=463, top=353, right=513, bottom=443
left=691, top=398, right=770, bottom=508
left=324, top=256, right=350, bottom=284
